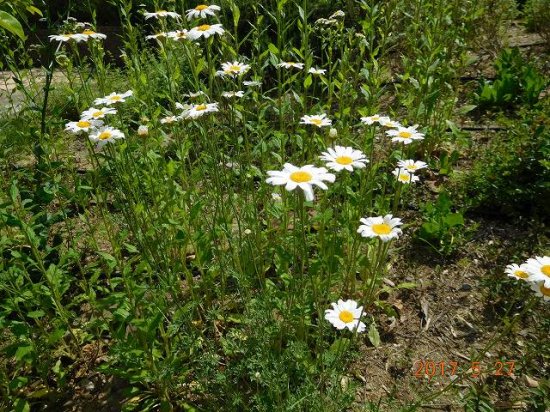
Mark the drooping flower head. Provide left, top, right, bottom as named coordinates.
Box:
left=357, top=214, right=403, bottom=242
left=325, top=299, right=366, bottom=333
left=308, top=67, right=326, bottom=75
left=266, top=163, right=335, bottom=202
left=319, top=146, right=368, bottom=172
left=167, top=30, right=189, bottom=41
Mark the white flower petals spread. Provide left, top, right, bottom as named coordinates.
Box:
left=358, top=214, right=403, bottom=242
left=505, top=263, right=530, bottom=281
left=186, top=4, right=221, bottom=20
left=49, top=33, right=88, bottom=43
left=184, top=102, right=219, bottom=119
left=89, top=126, right=125, bottom=148
left=392, top=168, right=420, bottom=184
left=188, top=24, right=225, bottom=39
left=360, top=114, right=390, bottom=125
left=217, top=61, right=250, bottom=77
left=325, top=299, right=366, bottom=333
left=386, top=126, right=425, bottom=144
left=319, top=146, right=368, bottom=172
left=300, top=113, right=332, bottom=128
left=81, top=107, right=117, bottom=120
left=525, top=256, right=550, bottom=287
left=308, top=67, right=326, bottom=75
left=65, top=119, right=103, bottom=134
left=266, top=163, right=335, bottom=201
left=222, top=91, right=244, bottom=98
left=397, top=159, right=428, bottom=173
left=277, top=62, right=304, bottom=70
left=93, top=90, right=133, bottom=106
left=144, top=10, right=181, bottom=20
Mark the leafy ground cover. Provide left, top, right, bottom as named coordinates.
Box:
left=1, top=0, right=549, bottom=410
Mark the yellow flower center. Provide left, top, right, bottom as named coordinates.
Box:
left=82, top=29, right=96, bottom=35
left=310, top=118, right=323, bottom=126
left=289, top=171, right=312, bottom=183
left=398, top=173, right=410, bottom=182
left=195, top=5, right=208, bottom=10
left=335, top=156, right=353, bottom=165
left=339, top=310, right=354, bottom=323
left=158, top=10, right=167, bottom=13
left=372, top=223, right=391, bottom=235
left=195, top=104, right=207, bottom=111
left=198, top=24, right=211, bottom=31
left=92, top=111, right=103, bottom=117
left=514, top=270, right=529, bottom=279
left=76, top=120, right=91, bottom=128
left=110, top=95, right=122, bottom=101
left=229, top=65, right=241, bottom=72
left=539, top=283, right=550, bottom=297
left=398, top=131, right=412, bottom=139
left=541, top=265, right=550, bottom=278
left=98, top=131, right=112, bottom=140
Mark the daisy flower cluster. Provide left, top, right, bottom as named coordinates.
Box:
left=65, top=91, right=132, bottom=148
left=506, top=256, right=550, bottom=302
left=49, top=27, right=107, bottom=43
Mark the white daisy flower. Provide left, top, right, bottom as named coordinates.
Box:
left=65, top=119, right=103, bottom=134
left=397, top=159, right=428, bottom=173
left=160, top=115, right=182, bottom=124
left=266, top=163, right=336, bottom=202
left=530, top=280, right=550, bottom=302
left=144, top=10, right=181, bottom=20
left=319, top=146, right=368, bottom=172
left=184, top=102, right=219, bottom=119
left=81, top=107, right=117, bottom=120
left=81, top=29, right=107, bottom=40
left=217, top=61, right=250, bottom=77
left=167, top=30, right=189, bottom=41
left=357, top=214, right=403, bottom=242
left=505, top=263, right=530, bottom=281
left=49, top=33, right=88, bottom=43
left=360, top=114, right=390, bottom=125
left=392, top=168, right=420, bottom=184
left=277, top=62, right=304, bottom=70
left=146, top=32, right=168, bottom=40
left=386, top=126, right=424, bottom=144
left=324, top=299, right=366, bottom=333
left=89, top=126, right=125, bottom=148
left=308, top=67, right=326, bottom=75
left=243, top=80, right=262, bottom=87
left=93, top=90, right=133, bottom=106
left=187, top=24, right=225, bottom=39
left=186, top=4, right=221, bottom=20
left=300, top=113, right=332, bottom=128
left=525, top=256, right=550, bottom=287
left=379, top=118, right=401, bottom=128
left=137, top=125, right=149, bottom=136
left=315, top=18, right=338, bottom=26
left=222, top=90, right=244, bottom=98
left=182, top=91, right=206, bottom=99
